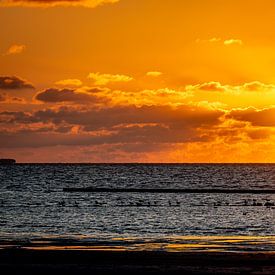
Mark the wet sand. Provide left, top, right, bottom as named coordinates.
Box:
left=1, top=236, right=275, bottom=274
left=1, top=247, right=275, bottom=274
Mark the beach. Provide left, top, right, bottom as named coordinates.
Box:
left=1, top=247, right=275, bottom=274
left=1, top=236, right=275, bottom=274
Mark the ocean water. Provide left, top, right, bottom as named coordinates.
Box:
left=0, top=164, right=275, bottom=251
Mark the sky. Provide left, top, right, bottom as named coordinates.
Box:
left=1, top=0, right=275, bottom=162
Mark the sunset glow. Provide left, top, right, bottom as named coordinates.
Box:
left=1, top=0, right=275, bottom=162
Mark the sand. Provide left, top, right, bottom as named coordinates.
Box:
left=1, top=247, right=275, bottom=274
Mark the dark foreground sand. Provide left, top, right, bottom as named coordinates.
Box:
left=1, top=248, right=275, bottom=275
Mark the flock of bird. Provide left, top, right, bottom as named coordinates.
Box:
left=1, top=198, right=274, bottom=208
left=56, top=198, right=275, bottom=208
left=213, top=199, right=275, bottom=207
left=57, top=199, right=182, bottom=207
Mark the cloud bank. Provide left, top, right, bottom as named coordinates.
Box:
left=2, top=77, right=275, bottom=162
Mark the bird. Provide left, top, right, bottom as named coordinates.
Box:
left=264, top=201, right=274, bottom=207
left=94, top=200, right=101, bottom=207
left=59, top=200, right=65, bottom=207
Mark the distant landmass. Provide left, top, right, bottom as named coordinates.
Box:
left=0, top=159, right=16, bottom=164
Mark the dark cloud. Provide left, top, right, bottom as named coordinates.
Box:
left=30, top=105, right=223, bottom=130
left=0, top=111, right=34, bottom=124
left=0, top=104, right=223, bottom=148
left=228, top=107, right=275, bottom=127
left=1, top=105, right=224, bottom=129
left=0, top=124, right=207, bottom=148
left=35, top=88, right=107, bottom=104
left=0, top=93, right=25, bottom=103
left=102, top=124, right=208, bottom=144
left=0, top=76, right=34, bottom=90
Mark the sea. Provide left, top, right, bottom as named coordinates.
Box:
left=0, top=164, right=275, bottom=252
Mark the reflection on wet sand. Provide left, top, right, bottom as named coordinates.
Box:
left=1, top=235, right=275, bottom=253
left=1, top=237, right=275, bottom=275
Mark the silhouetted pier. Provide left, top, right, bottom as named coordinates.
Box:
left=63, top=187, right=275, bottom=194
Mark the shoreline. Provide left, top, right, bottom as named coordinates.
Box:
left=1, top=235, right=275, bottom=252
left=1, top=236, right=275, bottom=274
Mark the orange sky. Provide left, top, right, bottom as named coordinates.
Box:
left=1, top=0, right=275, bottom=162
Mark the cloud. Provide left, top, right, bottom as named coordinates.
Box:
left=187, top=82, right=226, bottom=92
left=0, top=92, right=25, bottom=103
left=2, top=104, right=224, bottom=131
left=196, top=37, right=221, bottom=43
left=34, top=85, right=192, bottom=107
left=0, top=104, right=223, bottom=148
left=38, top=81, right=273, bottom=108
left=106, top=88, right=192, bottom=107
left=196, top=38, right=243, bottom=46
left=55, top=79, right=83, bottom=87
left=224, top=39, right=243, bottom=46
left=242, top=81, right=275, bottom=92
left=0, top=0, right=119, bottom=8
left=0, top=76, right=34, bottom=90
left=228, top=107, right=275, bottom=127
left=4, top=44, right=26, bottom=55
left=88, top=72, right=133, bottom=85
left=146, top=71, right=163, bottom=77
left=3, top=100, right=275, bottom=162
left=4, top=76, right=275, bottom=161
left=186, top=81, right=275, bottom=95
left=35, top=87, right=108, bottom=104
